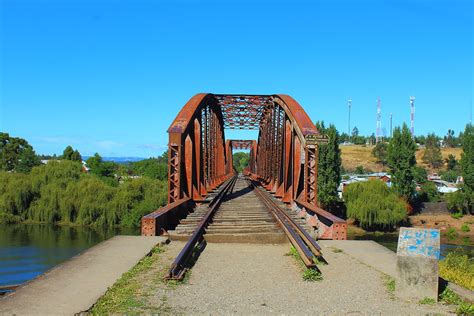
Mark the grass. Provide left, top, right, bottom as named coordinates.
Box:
left=90, top=245, right=172, bottom=314
left=439, top=250, right=474, bottom=291
left=331, top=247, right=343, bottom=253
left=419, top=297, right=436, bottom=305
left=286, top=246, right=324, bottom=282
left=340, top=145, right=463, bottom=173
left=302, top=268, right=323, bottom=281
left=440, top=288, right=474, bottom=315
left=446, top=227, right=459, bottom=241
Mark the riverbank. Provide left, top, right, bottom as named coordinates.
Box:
left=347, top=214, right=474, bottom=252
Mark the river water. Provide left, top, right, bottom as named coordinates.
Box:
left=0, top=224, right=138, bottom=288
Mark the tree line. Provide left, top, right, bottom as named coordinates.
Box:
left=340, top=127, right=465, bottom=148
left=0, top=134, right=169, bottom=227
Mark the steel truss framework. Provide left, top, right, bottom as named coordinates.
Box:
left=141, top=93, right=346, bottom=239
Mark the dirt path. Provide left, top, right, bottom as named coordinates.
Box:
left=159, top=242, right=453, bottom=315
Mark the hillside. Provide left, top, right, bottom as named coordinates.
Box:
left=340, top=145, right=463, bottom=173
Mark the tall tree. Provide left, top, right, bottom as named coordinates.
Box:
left=387, top=124, right=416, bottom=202
left=315, top=122, right=341, bottom=210
left=422, top=133, right=443, bottom=168
left=460, top=124, right=473, bottom=211
left=0, top=132, right=40, bottom=172
left=445, top=154, right=458, bottom=171
left=372, top=142, right=388, bottom=165
left=62, top=146, right=82, bottom=161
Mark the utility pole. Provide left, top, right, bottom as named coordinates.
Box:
left=390, top=112, right=393, bottom=138
left=347, top=99, right=352, bottom=135
left=376, top=97, right=381, bottom=144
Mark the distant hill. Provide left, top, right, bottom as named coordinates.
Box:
left=341, top=145, right=463, bottom=173
left=82, top=156, right=146, bottom=164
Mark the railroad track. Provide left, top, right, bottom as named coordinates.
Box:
left=167, top=175, right=325, bottom=280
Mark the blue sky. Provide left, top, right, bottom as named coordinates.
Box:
left=1, top=0, right=472, bottom=157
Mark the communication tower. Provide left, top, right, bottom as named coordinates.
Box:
left=410, top=96, right=415, bottom=136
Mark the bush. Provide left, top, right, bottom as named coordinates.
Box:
left=343, top=180, right=407, bottom=230
left=461, top=224, right=470, bottom=233
left=447, top=190, right=472, bottom=215
left=439, top=250, right=474, bottom=290
left=440, top=170, right=458, bottom=183
left=418, top=181, right=441, bottom=202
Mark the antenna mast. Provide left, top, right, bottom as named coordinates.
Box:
left=410, top=96, right=415, bottom=136
left=376, top=97, right=382, bottom=143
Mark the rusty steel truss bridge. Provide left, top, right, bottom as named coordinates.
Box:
left=141, top=93, right=347, bottom=279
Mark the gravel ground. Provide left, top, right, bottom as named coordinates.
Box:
left=162, top=242, right=454, bottom=315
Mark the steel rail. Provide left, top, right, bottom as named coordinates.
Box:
left=167, top=175, right=238, bottom=280
left=248, top=178, right=324, bottom=269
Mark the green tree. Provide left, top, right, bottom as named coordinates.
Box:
left=233, top=152, right=249, bottom=173
left=0, top=132, right=40, bottom=172
left=315, top=122, right=341, bottom=209
left=422, top=133, right=443, bottom=169
left=372, top=142, right=388, bottom=165
left=444, top=129, right=456, bottom=147
left=130, top=158, right=167, bottom=180
left=343, top=180, right=407, bottom=230
left=459, top=124, right=473, bottom=213
left=412, top=165, right=428, bottom=184
left=62, top=146, right=82, bottom=162
left=446, top=154, right=458, bottom=171
left=86, top=153, right=116, bottom=178
left=387, top=124, right=416, bottom=202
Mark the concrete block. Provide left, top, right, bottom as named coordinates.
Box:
left=396, top=227, right=440, bottom=302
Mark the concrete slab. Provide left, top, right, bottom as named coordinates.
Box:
left=319, top=240, right=397, bottom=277
left=0, top=235, right=167, bottom=315
left=396, top=228, right=440, bottom=302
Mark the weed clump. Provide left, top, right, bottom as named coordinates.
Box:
left=439, top=250, right=474, bottom=291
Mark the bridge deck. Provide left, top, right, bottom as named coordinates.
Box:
left=0, top=235, right=167, bottom=315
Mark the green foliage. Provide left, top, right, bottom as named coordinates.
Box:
left=461, top=224, right=470, bottom=233
left=343, top=180, right=407, bottom=230
left=460, top=124, right=474, bottom=213
left=440, top=288, right=461, bottom=305
left=315, top=122, right=341, bottom=209
left=0, top=160, right=167, bottom=228
left=418, top=297, right=436, bottom=305
left=233, top=151, right=249, bottom=173
left=129, top=158, right=167, bottom=180
left=422, top=133, right=444, bottom=169
left=456, top=301, right=474, bottom=315
left=446, top=227, right=458, bottom=241
left=62, top=145, right=82, bottom=162
left=386, top=277, right=395, bottom=293
left=413, top=165, right=428, bottom=184
left=91, top=246, right=167, bottom=314
left=355, top=165, right=365, bottom=174
left=302, top=268, right=323, bottom=281
left=372, top=142, right=388, bottom=165
left=0, top=132, right=40, bottom=173
left=87, top=153, right=117, bottom=178
left=446, top=154, right=458, bottom=171
left=439, top=250, right=474, bottom=290
left=387, top=124, right=417, bottom=201
left=419, top=181, right=441, bottom=202
left=440, top=170, right=459, bottom=183
left=447, top=191, right=472, bottom=215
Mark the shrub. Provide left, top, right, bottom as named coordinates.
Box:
left=439, top=250, right=474, bottom=290
left=447, top=191, right=472, bottom=215
left=419, top=181, right=441, bottom=202
left=461, top=224, right=470, bottom=233
left=446, top=227, right=458, bottom=241
left=343, top=180, right=407, bottom=230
